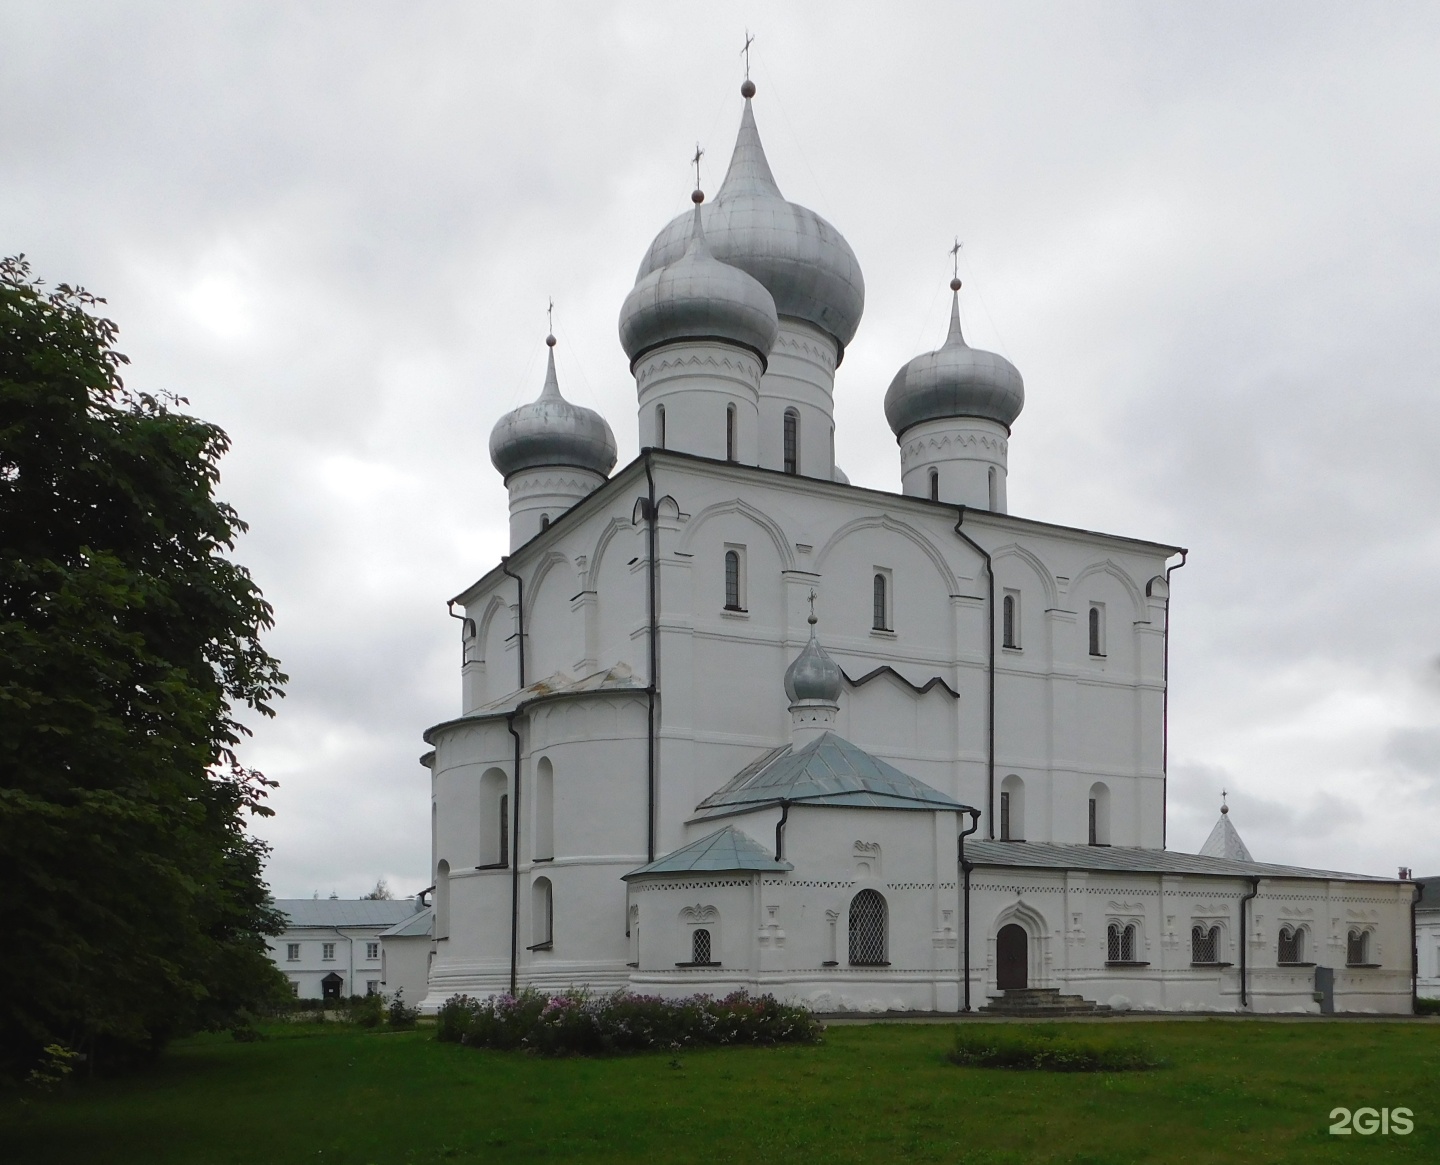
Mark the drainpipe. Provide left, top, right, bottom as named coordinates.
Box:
left=958, top=808, right=981, bottom=1012
left=1159, top=550, right=1187, bottom=849
left=446, top=601, right=475, bottom=669
left=643, top=453, right=659, bottom=863
left=1239, top=876, right=1260, bottom=1009
left=1410, top=878, right=1419, bottom=1014
left=953, top=509, right=996, bottom=838
left=499, top=558, right=525, bottom=689
left=774, top=800, right=791, bottom=862
left=506, top=712, right=522, bottom=997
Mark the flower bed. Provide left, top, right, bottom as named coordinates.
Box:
left=436, top=989, right=821, bottom=1056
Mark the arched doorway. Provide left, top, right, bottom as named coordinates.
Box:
left=996, top=924, right=1028, bottom=990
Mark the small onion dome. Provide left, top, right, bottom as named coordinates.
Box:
left=619, top=196, right=779, bottom=368
left=489, top=337, right=618, bottom=480
left=884, top=285, right=1024, bottom=437
left=784, top=614, right=844, bottom=704
left=634, top=86, right=865, bottom=353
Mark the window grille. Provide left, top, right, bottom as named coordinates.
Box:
left=726, top=405, right=736, bottom=462
left=1192, top=925, right=1220, bottom=963
left=499, top=793, right=510, bottom=868
left=1002, top=594, right=1018, bottom=649
left=286, top=943, right=300, bottom=962
left=692, top=928, right=712, bottom=964
left=848, top=889, right=887, bottom=965
left=1000, top=791, right=1011, bottom=841
left=783, top=410, right=798, bottom=475
left=1107, top=923, right=1136, bottom=962
left=928, top=469, right=939, bottom=501
left=1278, top=926, right=1302, bottom=964
left=1088, top=606, right=1104, bottom=656
left=724, top=550, right=741, bottom=610
left=1347, top=929, right=1369, bottom=965
left=872, top=574, right=888, bottom=630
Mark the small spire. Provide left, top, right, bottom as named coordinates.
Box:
left=945, top=239, right=967, bottom=346
left=540, top=333, right=562, bottom=398
left=718, top=84, right=781, bottom=200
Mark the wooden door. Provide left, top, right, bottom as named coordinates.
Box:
left=996, top=924, right=1028, bottom=990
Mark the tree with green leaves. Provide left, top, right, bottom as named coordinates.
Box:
left=0, top=255, right=289, bottom=1076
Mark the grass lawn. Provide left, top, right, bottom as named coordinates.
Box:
left=3, top=1019, right=1437, bottom=1164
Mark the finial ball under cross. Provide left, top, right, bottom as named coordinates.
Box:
left=807, top=589, right=817, bottom=626
left=950, top=238, right=963, bottom=291
left=546, top=298, right=556, bottom=346
left=741, top=31, right=756, bottom=97
left=1221, top=789, right=1229, bottom=815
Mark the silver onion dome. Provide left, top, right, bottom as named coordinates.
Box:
left=619, top=195, right=779, bottom=367
left=635, top=85, right=865, bottom=353
left=884, top=284, right=1025, bottom=437
left=784, top=614, right=844, bottom=704
left=489, top=337, right=618, bottom=480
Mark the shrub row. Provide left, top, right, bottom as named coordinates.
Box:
left=948, top=1026, right=1164, bottom=1072
left=436, top=989, right=822, bottom=1056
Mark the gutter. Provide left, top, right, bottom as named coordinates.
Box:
left=953, top=507, right=996, bottom=838
left=507, top=712, right=522, bottom=997
left=643, top=452, right=659, bottom=863
left=500, top=557, right=525, bottom=689
left=1239, top=876, right=1260, bottom=1009
left=1159, top=549, right=1187, bottom=848
left=774, top=800, right=791, bottom=862
left=958, top=808, right=982, bottom=1012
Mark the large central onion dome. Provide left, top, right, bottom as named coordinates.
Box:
left=884, top=281, right=1025, bottom=437
left=489, top=337, right=618, bottom=480
left=619, top=192, right=779, bottom=367
left=634, top=83, right=864, bottom=353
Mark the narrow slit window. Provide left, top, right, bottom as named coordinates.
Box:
left=988, top=465, right=999, bottom=510
left=1088, top=798, right=1097, bottom=845
left=1000, top=791, right=1011, bottom=841
left=928, top=468, right=939, bottom=501
left=726, top=404, right=736, bottom=462
left=656, top=403, right=666, bottom=450
left=499, top=793, right=510, bottom=868
left=724, top=550, right=741, bottom=611
left=1088, top=605, right=1105, bottom=657
left=1002, top=592, right=1019, bottom=649
left=783, top=409, right=799, bottom=475
left=872, top=573, right=889, bottom=631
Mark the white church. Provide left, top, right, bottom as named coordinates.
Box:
left=418, top=78, right=1415, bottom=1015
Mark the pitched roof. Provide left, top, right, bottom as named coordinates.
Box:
left=623, top=825, right=792, bottom=880
left=1198, top=810, right=1253, bottom=862
left=966, top=840, right=1396, bottom=882
left=379, top=907, right=434, bottom=938
left=274, top=899, right=425, bottom=929
left=692, top=732, right=971, bottom=820
left=1415, top=876, right=1440, bottom=910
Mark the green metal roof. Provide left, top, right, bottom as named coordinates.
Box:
left=966, top=841, right=1396, bottom=882
left=692, top=731, right=971, bottom=820
left=623, top=825, right=792, bottom=880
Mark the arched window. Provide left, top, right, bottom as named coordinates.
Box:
left=872, top=573, right=889, bottom=631
left=540, top=514, right=550, bottom=531
left=480, top=768, right=508, bottom=866
left=928, top=468, right=939, bottom=501
left=1279, top=925, right=1304, bottom=964
left=783, top=409, right=799, bottom=475
left=692, top=928, right=713, bottom=965
left=1002, top=592, right=1019, bottom=649
left=726, top=404, right=736, bottom=462
left=988, top=465, right=999, bottom=511
left=724, top=550, right=742, bottom=611
left=530, top=877, right=552, bottom=950
left=1088, top=781, right=1111, bottom=845
left=656, top=403, right=666, bottom=449
left=1088, top=604, right=1105, bottom=657
left=848, top=889, right=888, bottom=966
left=534, top=757, right=554, bottom=861
left=1192, top=924, right=1221, bottom=963
left=1000, top=775, right=1025, bottom=841
left=1107, top=922, right=1136, bottom=962
left=1347, top=929, right=1370, bottom=966
left=435, top=860, right=451, bottom=940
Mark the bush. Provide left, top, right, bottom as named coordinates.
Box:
left=1416, top=997, right=1440, bottom=1017
left=387, top=990, right=419, bottom=1030
left=436, top=989, right=821, bottom=1056
left=355, top=993, right=385, bottom=1029
left=948, top=1026, right=1164, bottom=1072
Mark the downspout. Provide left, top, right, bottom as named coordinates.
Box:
left=958, top=808, right=981, bottom=1012
left=1239, top=876, right=1260, bottom=1009
left=506, top=712, right=522, bottom=997
left=643, top=453, right=659, bottom=862
left=1159, top=550, right=1188, bottom=849
left=953, top=508, right=996, bottom=838
left=774, top=800, right=791, bottom=862
left=1411, top=880, right=1419, bottom=1014
left=447, top=601, right=475, bottom=669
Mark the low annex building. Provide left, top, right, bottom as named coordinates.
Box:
left=417, top=77, right=1416, bottom=1015
left=269, top=897, right=431, bottom=1002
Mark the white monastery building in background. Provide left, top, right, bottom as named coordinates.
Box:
left=418, top=79, right=1416, bottom=1015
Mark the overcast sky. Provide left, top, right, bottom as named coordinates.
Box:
left=5, top=3, right=1439, bottom=897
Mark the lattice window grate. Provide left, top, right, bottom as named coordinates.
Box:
left=1192, top=925, right=1220, bottom=962
left=849, top=890, right=887, bottom=966
left=692, top=928, right=711, bottom=964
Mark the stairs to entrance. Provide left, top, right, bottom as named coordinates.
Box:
left=980, top=988, right=1112, bottom=1017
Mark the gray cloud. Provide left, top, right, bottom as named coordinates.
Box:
left=6, top=2, right=1440, bottom=893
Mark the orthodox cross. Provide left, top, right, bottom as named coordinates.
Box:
left=807, top=589, right=817, bottom=624
left=547, top=297, right=554, bottom=333
left=692, top=143, right=704, bottom=189
left=741, top=31, right=754, bottom=79
left=950, top=237, right=964, bottom=280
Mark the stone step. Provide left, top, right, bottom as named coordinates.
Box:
left=979, top=987, right=1112, bottom=1016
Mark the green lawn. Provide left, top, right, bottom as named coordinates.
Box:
left=4, top=1019, right=1437, bottom=1164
